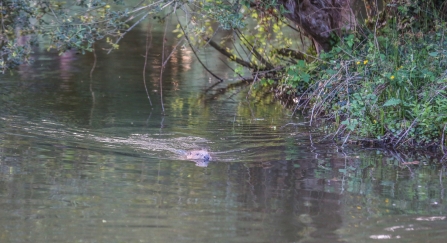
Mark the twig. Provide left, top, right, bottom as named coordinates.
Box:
left=89, top=46, right=96, bottom=126
left=162, top=37, right=185, bottom=67
left=129, top=0, right=165, bottom=14
left=341, top=131, right=351, bottom=147
left=204, top=78, right=253, bottom=101
left=280, top=122, right=310, bottom=129
left=204, top=59, right=247, bottom=93
left=175, top=13, right=224, bottom=83
left=143, top=24, right=153, bottom=106
left=45, top=2, right=60, bottom=23
left=89, top=44, right=97, bottom=78
left=159, top=18, right=169, bottom=114
left=442, top=124, right=446, bottom=154
left=235, top=29, right=274, bottom=69
left=107, top=8, right=155, bottom=54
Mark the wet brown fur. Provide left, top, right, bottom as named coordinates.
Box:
left=186, top=150, right=212, bottom=161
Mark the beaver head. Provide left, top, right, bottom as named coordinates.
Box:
left=186, top=150, right=211, bottom=162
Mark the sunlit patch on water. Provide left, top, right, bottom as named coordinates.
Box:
left=369, top=234, right=398, bottom=239
left=339, top=215, right=447, bottom=242
left=415, top=216, right=446, bottom=221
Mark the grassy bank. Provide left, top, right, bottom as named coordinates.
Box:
left=275, top=7, right=447, bottom=151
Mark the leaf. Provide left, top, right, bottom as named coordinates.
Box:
left=297, top=60, right=306, bottom=68
left=429, top=52, right=438, bottom=57
left=325, top=69, right=337, bottom=75
left=302, top=73, right=310, bottom=83
left=383, top=98, right=401, bottom=107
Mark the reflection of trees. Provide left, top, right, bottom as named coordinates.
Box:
left=231, top=159, right=343, bottom=241
left=6, top=20, right=200, bottom=129
left=1, top=126, right=447, bottom=242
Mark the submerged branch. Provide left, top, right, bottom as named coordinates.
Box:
left=202, top=78, right=253, bottom=101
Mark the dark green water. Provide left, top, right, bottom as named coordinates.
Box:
left=1, top=20, right=447, bottom=243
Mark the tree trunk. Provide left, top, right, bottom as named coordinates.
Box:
left=277, top=0, right=356, bottom=53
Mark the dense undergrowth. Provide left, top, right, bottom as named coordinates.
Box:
left=271, top=5, right=447, bottom=151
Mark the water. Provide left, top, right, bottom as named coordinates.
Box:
left=1, top=20, right=447, bottom=243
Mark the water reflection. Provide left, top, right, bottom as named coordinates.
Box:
left=1, top=19, right=447, bottom=243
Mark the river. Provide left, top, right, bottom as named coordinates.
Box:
left=1, top=19, right=447, bottom=243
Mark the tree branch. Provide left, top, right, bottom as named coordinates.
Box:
left=235, top=29, right=274, bottom=70
left=204, top=36, right=258, bottom=70
left=176, top=14, right=224, bottom=83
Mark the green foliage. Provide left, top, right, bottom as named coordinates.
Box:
left=0, top=0, right=164, bottom=73
left=174, top=0, right=295, bottom=71
left=202, top=0, right=245, bottom=29
left=283, top=22, right=447, bottom=147
left=287, top=60, right=311, bottom=85
left=2, top=0, right=300, bottom=75
left=1, top=0, right=40, bottom=72
left=2, top=0, right=133, bottom=72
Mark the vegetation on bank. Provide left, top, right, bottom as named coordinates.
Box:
left=269, top=1, right=447, bottom=151
left=278, top=30, right=447, bottom=149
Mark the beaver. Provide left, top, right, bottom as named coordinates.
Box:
left=185, top=150, right=212, bottom=162
left=90, top=133, right=213, bottom=163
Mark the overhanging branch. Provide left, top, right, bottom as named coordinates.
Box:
left=204, top=37, right=258, bottom=70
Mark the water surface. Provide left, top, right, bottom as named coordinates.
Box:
left=1, top=19, right=447, bottom=243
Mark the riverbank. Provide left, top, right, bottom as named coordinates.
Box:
left=269, top=8, right=447, bottom=154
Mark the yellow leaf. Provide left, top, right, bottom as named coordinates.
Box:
left=273, top=24, right=280, bottom=32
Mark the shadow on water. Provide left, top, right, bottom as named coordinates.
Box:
left=1, top=19, right=447, bottom=243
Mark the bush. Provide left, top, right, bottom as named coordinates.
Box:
left=282, top=19, right=447, bottom=149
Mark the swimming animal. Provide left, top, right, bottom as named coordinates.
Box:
left=185, top=149, right=212, bottom=162
left=91, top=134, right=212, bottom=163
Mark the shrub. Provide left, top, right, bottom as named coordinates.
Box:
left=283, top=21, right=447, bottom=149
